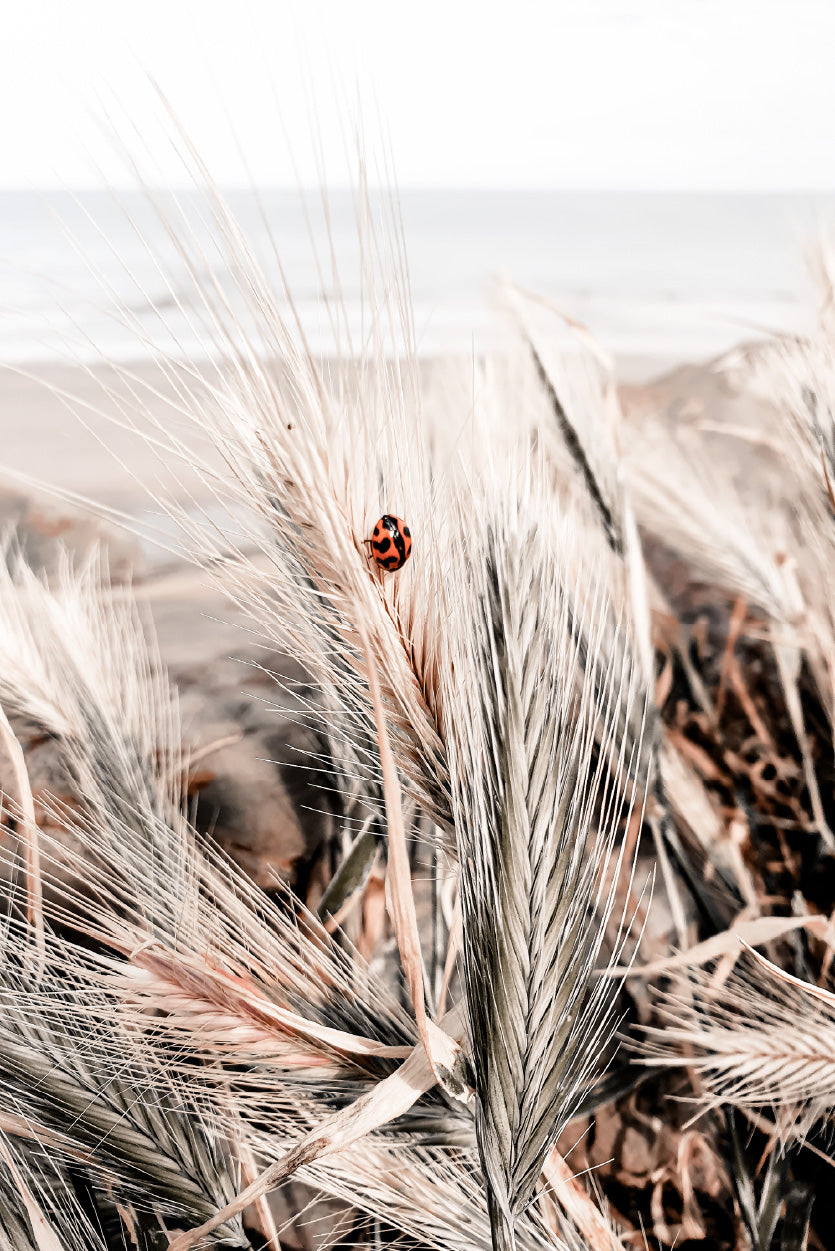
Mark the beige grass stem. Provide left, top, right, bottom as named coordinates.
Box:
left=0, top=701, right=45, bottom=976
left=359, top=619, right=462, bottom=1085
left=0, top=1138, right=66, bottom=1251
left=167, top=1005, right=464, bottom=1251
left=541, top=1148, right=626, bottom=1251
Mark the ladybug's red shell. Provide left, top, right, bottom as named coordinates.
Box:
left=370, top=515, right=412, bottom=571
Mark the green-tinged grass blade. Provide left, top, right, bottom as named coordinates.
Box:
left=318, top=824, right=380, bottom=920
left=444, top=465, right=644, bottom=1250
left=781, top=1181, right=814, bottom=1251
left=756, top=1149, right=788, bottom=1250
left=726, top=1110, right=760, bottom=1248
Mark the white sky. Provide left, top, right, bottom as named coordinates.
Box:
left=3, top=0, right=835, bottom=190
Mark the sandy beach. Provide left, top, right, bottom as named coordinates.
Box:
left=0, top=351, right=676, bottom=509
left=0, top=359, right=220, bottom=514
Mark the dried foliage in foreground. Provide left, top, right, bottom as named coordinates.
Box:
left=2, top=159, right=835, bottom=1251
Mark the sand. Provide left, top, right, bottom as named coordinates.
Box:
left=0, top=351, right=677, bottom=512
left=0, top=358, right=221, bottom=511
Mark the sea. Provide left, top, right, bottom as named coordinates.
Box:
left=2, top=189, right=835, bottom=376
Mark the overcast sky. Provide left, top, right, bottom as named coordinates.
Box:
left=3, top=0, right=835, bottom=190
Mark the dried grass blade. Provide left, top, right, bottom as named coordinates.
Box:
left=0, top=701, right=45, bottom=976
left=233, top=1119, right=281, bottom=1249
left=437, top=888, right=462, bottom=1017
left=541, top=1148, right=626, bottom=1251
left=167, top=1006, right=463, bottom=1251
left=359, top=620, right=462, bottom=1085
left=0, top=1137, right=67, bottom=1251
left=610, top=914, right=834, bottom=978
left=739, top=939, right=835, bottom=1008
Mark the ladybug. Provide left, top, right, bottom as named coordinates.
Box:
left=369, top=515, right=412, bottom=571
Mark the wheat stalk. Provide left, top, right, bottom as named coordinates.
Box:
left=442, top=457, right=643, bottom=1251
left=55, top=153, right=457, bottom=839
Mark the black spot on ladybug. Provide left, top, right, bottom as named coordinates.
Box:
left=376, top=537, right=391, bottom=553
left=403, top=526, right=410, bottom=538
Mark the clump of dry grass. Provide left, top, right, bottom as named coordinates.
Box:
left=642, top=945, right=835, bottom=1143
left=4, top=135, right=835, bottom=1251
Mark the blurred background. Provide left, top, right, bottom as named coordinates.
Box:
left=3, top=0, right=835, bottom=375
